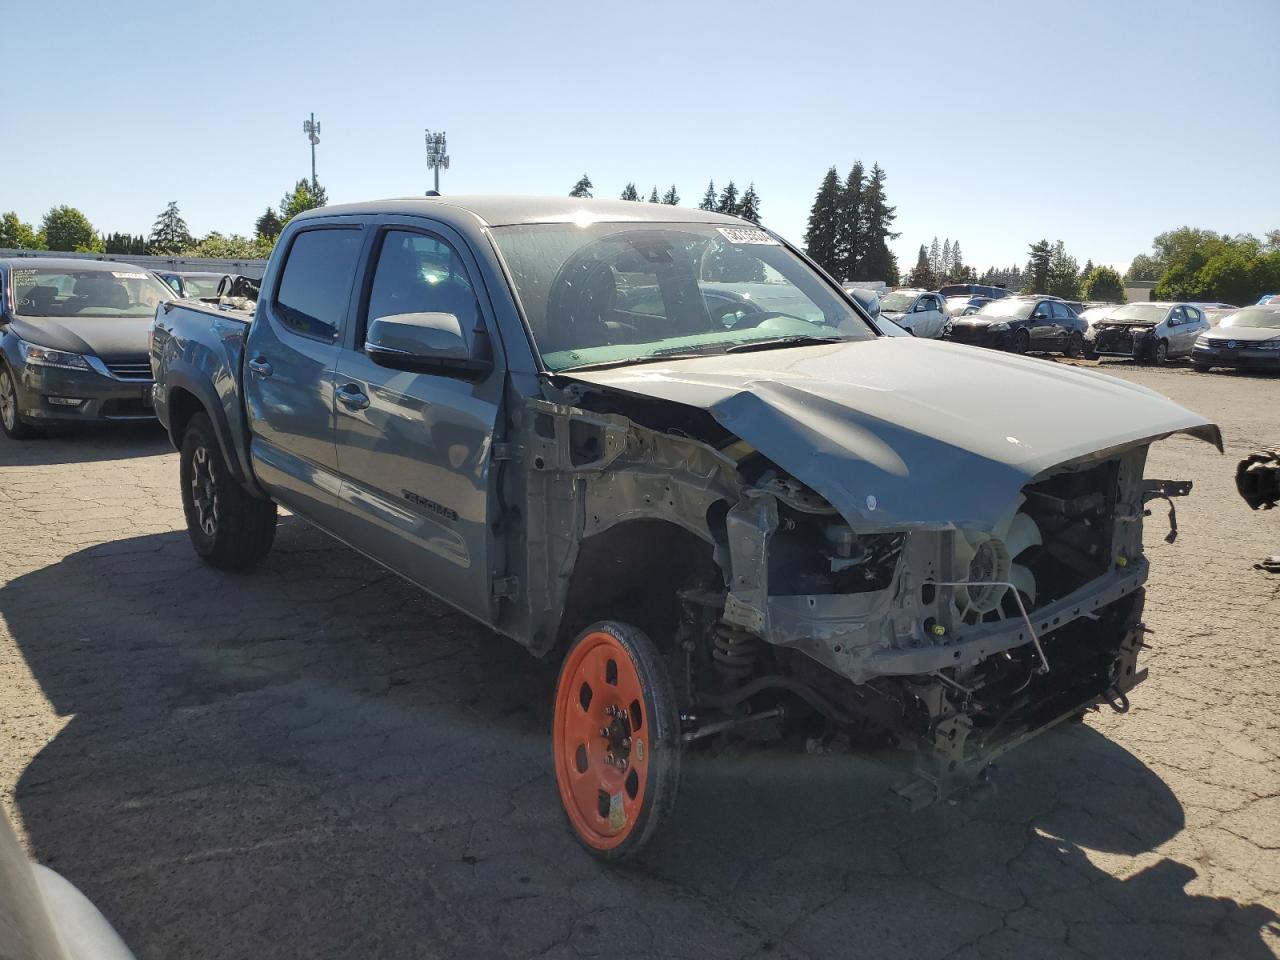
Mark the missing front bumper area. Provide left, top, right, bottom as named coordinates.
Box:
left=890, top=587, right=1148, bottom=809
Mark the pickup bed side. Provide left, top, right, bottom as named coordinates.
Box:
left=151, top=300, right=259, bottom=492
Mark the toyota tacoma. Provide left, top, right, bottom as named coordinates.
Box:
left=150, top=196, right=1219, bottom=859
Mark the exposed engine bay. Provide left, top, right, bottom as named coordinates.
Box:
left=500, top=349, right=1220, bottom=804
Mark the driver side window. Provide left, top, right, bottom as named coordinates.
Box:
left=365, top=230, right=480, bottom=348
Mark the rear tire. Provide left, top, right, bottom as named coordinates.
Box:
left=180, top=412, right=277, bottom=570
left=1065, top=332, right=1084, bottom=358
left=0, top=364, right=39, bottom=440
left=552, top=621, right=681, bottom=861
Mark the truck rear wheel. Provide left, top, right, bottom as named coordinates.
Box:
left=180, top=412, right=277, bottom=570
left=552, top=621, right=680, bottom=861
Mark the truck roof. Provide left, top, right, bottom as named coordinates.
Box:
left=302, top=195, right=747, bottom=229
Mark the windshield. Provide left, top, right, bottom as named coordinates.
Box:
left=1107, top=304, right=1168, bottom=324
left=181, top=276, right=225, bottom=297
left=1220, top=307, right=1280, bottom=330
left=976, top=299, right=1034, bottom=319
left=879, top=291, right=920, bottom=312
left=490, top=222, right=874, bottom=371
left=11, top=267, right=172, bottom=318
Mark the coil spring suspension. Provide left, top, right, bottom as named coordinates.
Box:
left=712, top=624, right=761, bottom=680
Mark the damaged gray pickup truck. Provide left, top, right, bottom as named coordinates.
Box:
left=150, top=196, right=1220, bottom=860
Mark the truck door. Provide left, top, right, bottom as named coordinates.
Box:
left=330, top=224, right=504, bottom=623
left=243, top=224, right=366, bottom=529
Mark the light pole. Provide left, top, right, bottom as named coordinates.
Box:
left=424, top=129, right=450, bottom=194
left=303, top=113, right=321, bottom=189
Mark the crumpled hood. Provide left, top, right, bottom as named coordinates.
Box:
left=9, top=315, right=151, bottom=362
left=565, top=338, right=1221, bottom=533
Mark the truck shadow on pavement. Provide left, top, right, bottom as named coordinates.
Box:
left=3, top=520, right=1277, bottom=960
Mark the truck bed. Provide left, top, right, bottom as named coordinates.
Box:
left=150, top=298, right=256, bottom=486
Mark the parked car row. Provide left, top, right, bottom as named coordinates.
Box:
left=869, top=280, right=1273, bottom=372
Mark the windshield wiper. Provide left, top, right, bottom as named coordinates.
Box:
left=724, top=335, right=844, bottom=354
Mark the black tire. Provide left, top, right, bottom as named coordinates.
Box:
left=1010, top=329, right=1030, bottom=355
left=179, top=412, right=277, bottom=570
left=0, top=363, right=39, bottom=440
left=1150, top=339, right=1169, bottom=366
left=552, top=620, right=681, bottom=861
left=1065, top=332, right=1084, bottom=358
left=1192, top=362, right=1211, bottom=373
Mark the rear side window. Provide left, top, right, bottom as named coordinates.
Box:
left=274, top=229, right=363, bottom=341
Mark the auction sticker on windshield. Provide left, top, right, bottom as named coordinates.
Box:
left=111, top=271, right=149, bottom=279
left=716, top=226, right=777, bottom=245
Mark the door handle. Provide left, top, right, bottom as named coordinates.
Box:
left=336, top=383, right=370, bottom=411
left=247, top=357, right=273, bottom=378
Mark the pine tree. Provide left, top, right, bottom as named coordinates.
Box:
left=148, top=201, right=192, bottom=255
left=928, top=237, right=941, bottom=277
left=834, top=163, right=865, bottom=281
left=280, top=178, right=328, bottom=223
left=255, top=207, right=283, bottom=240
left=906, top=245, right=934, bottom=288
left=1080, top=259, right=1094, bottom=282
left=569, top=174, right=594, bottom=198
left=803, top=167, right=843, bottom=275
left=699, top=181, right=717, bottom=211
left=648, top=187, right=660, bottom=203
left=716, top=181, right=740, bottom=216
left=951, top=241, right=964, bottom=279
left=620, top=183, right=640, bottom=201
left=737, top=183, right=761, bottom=223
left=1047, top=241, right=1081, bottom=298
left=1025, top=240, right=1052, bottom=294
left=662, top=185, right=680, bottom=205
left=941, top=239, right=952, bottom=279
left=858, top=164, right=899, bottom=283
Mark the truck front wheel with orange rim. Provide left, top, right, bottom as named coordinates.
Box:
left=552, top=621, right=680, bottom=861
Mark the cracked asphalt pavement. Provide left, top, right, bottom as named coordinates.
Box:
left=1, top=363, right=1278, bottom=959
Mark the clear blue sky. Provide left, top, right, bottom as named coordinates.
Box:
left=6, top=0, right=1278, bottom=274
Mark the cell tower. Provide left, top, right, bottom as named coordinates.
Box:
left=303, top=113, right=321, bottom=188
left=425, top=130, right=450, bottom=194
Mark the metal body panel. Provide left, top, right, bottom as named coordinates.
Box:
left=565, top=337, right=1221, bottom=534
left=330, top=351, right=501, bottom=621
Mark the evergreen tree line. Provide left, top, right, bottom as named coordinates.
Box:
left=570, top=175, right=763, bottom=224
left=905, top=236, right=973, bottom=288
left=802, top=163, right=899, bottom=284
left=0, top=175, right=330, bottom=260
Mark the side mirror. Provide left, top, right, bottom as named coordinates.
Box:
left=365, top=312, right=492, bottom=378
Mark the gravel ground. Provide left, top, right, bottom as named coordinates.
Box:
left=1, top=362, right=1277, bottom=960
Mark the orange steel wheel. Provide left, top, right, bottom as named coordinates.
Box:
left=552, top=621, right=680, bottom=860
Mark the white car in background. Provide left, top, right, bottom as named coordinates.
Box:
left=878, top=289, right=948, bottom=338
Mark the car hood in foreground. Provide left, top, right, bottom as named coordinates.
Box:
left=8, top=315, right=152, bottom=362
left=565, top=338, right=1221, bottom=533
left=1203, top=326, right=1280, bottom=343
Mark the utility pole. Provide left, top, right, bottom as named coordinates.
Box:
left=303, top=113, right=321, bottom=189
left=424, top=130, right=450, bottom=194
